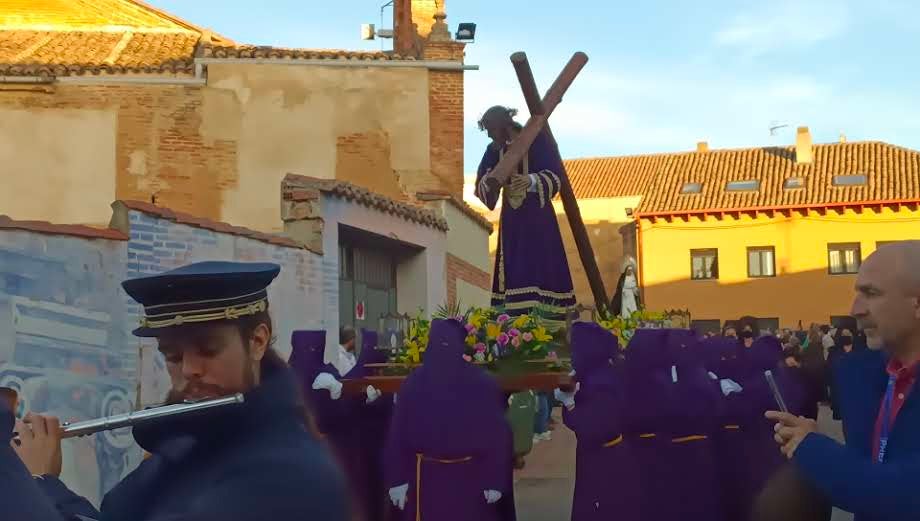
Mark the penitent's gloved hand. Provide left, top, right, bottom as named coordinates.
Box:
left=719, top=379, right=743, bottom=396
left=365, top=386, right=382, bottom=404
left=389, top=483, right=409, bottom=510
left=312, top=373, right=343, bottom=400
left=484, top=490, right=502, bottom=504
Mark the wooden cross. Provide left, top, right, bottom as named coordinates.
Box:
left=485, top=51, right=610, bottom=311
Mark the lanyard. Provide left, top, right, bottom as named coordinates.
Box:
left=877, top=375, right=897, bottom=464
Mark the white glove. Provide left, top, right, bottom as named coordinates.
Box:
left=389, top=483, right=409, bottom=510
left=312, top=373, right=343, bottom=400
left=365, top=385, right=382, bottom=404
left=568, top=369, right=577, bottom=377
left=719, top=379, right=743, bottom=396
left=554, top=386, right=577, bottom=409
left=707, top=371, right=719, bottom=381
left=671, top=365, right=678, bottom=383
left=484, top=489, right=502, bottom=504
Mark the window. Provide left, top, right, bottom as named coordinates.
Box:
left=726, top=180, right=760, bottom=192
left=691, top=319, right=721, bottom=335
left=832, top=174, right=867, bottom=186
left=783, top=177, right=805, bottom=189
left=680, top=182, right=702, bottom=194
left=747, top=247, right=776, bottom=278
left=691, top=249, right=719, bottom=280
left=828, top=243, right=861, bottom=274
left=755, top=317, right=780, bottom=334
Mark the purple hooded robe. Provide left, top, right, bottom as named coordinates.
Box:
left=563, top=322, right=638, bottom=521
left=735, top=335, right=808, bottom=519
left=475, top=130, right=575, bottom=325
left=384, top=319, right=513, bottom=521
left=621, top=329, right=680, bottom=520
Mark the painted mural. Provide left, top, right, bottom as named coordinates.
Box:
left=0, top=230, right=141, bottom=506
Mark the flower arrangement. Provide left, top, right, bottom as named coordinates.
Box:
left=389, top=303, right=561, bottom=370
left=597, top=309, right=668, bottom=346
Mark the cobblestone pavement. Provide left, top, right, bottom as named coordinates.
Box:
left=513, top=406, right=855, bottom=521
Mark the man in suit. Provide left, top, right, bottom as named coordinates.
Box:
left=767, top=241, right=920, bottom=520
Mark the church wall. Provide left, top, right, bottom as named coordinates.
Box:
left=638, top=205, right=920, bottom=328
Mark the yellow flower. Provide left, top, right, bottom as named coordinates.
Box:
left=406, top=345, right=420, bottom=364
left=465, top=335, right=477, bottom=346
left=469, top=311, right=484, bottom=329
left=485, top=323, right=501, bottom=340
left=512, top=315, right=529, bottom=329
left=533, top=326, right=553, bottom=343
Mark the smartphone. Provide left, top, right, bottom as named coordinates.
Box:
left=764, top=370, right=789, bottom=413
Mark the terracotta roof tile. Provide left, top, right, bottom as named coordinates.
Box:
left=564, top=141, right=920, bottom=215
left=0, top=29, right=197, bottom=76
left=0, top=215, right=128, bottom=240
left=198, top=42, right=415, bottom=62
left=283, top=175, right=449, bottom=232
left=416, top=191, right=493, bottom=233
left=117, top=200, right=303, bottom=249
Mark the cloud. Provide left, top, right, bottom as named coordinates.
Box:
left=714, top=1, right=850, bottom=56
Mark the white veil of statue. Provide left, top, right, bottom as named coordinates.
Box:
left=616, top=256, right=640, bottom=319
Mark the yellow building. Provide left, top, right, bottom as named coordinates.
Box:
left=556, top=128, right=920, bottom=332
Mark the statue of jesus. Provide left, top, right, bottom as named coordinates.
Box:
left=474, top=105, right=576, bottom=329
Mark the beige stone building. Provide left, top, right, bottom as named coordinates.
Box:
left=0, top=0, right=492, bottom=320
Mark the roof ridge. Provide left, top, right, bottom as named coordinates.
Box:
left=563, top=140, right=903, bottom=163
left=122, top=0, right=235, bottom=44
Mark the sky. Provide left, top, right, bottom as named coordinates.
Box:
left=154, top=0, right=920, bottom=184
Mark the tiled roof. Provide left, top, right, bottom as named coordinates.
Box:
left=564, top=141, right=920, bottom=215
left=197, top=42, right=414, bottom=62
left=0, top=214, right=128, bottom=240
left=115, top=200, right=303, bottom=249
left=0, top=0, right=233, bottom=77
left=283, top=175, right=449, bottom=232
left=416, top=191, right=493, bottom=233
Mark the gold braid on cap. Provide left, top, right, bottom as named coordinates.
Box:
left=139, top=299, right=267, bottom=329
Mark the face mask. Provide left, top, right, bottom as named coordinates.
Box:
left=838, top=337, right=853, bottom=347
left=740, top=331, right=754, bottom=339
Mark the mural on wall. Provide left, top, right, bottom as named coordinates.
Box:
left=0, top=230, right=141, bottom=506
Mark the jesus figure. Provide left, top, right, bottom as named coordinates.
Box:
left=475, top=105, right=576, bottom=329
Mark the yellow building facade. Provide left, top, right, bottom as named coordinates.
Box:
left=638, top=204, right=920, bottom=330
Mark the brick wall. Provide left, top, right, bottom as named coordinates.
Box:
left=0, top=84, right=236, bottom=222
left=423, top=41, right=466, bottom=199
left=446, top=252, right=491, bottom=305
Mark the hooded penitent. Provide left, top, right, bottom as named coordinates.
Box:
left=563, top=322, right=639, bottom=521
left=384, top=319, right=512, bottom=521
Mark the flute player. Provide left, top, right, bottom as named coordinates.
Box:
left=3, top=261, right=349, bottom=521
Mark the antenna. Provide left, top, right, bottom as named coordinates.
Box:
left=769, top=121, right=789, bottom=136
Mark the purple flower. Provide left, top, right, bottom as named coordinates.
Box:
left=546, top=351, right=559, bottom=361
left=497, top=333, right=510, bottom=346
left=497, top=314, right=511, bottom=324
left=508, top=328, right=521, bottom=337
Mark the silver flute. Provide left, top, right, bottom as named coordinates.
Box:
left=60, top=393, right=245, bottom=439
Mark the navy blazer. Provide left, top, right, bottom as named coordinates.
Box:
left=794, top=348, right=920, bottom=520
left=2, top=361, right=350, bottom=521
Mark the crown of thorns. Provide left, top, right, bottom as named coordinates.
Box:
left=477, top=106, right=518, bottom=131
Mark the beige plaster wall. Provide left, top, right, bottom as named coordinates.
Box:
left=202, top=63, right=432, bottom=232
left=0, top=107, right=116, bottom=225
left=442, top=201, right=491, bottom=272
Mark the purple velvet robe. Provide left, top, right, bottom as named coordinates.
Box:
left=621, top=329, right=679, bottom=520
left=563, top=322, right=638, bottom=521
left=342, top=330, right=393, bottom=521
left=734, top=336, right=808, bottom=519
left=384, top=319, right=513, bottom=521
left=664, top=333, right=725, bottom=521
left=475, top=130, right=575, bottom=324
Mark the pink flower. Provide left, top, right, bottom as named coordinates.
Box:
left=511, top=336, right=521, bottom=348
left=497, top=333, right=510, bottom=346
left=497, top=314, right=511, bottom=324
left=464, top=323, right=477, bottom=334
left=522, top=332, right=534, bottom=342
left=462, top=354, right=473, bottom=362
left=508, top=328, right=521, bottom=337
left=546, top=351, right=559, bottom=361
left=474, top=343, right=487, bottom=353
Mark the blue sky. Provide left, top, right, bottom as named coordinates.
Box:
left=154, top=0, right=920, bottom=180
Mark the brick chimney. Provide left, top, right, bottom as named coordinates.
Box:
left=795, top=126, right=813, bottom=164
left=696, top=141, right=709, bottom=153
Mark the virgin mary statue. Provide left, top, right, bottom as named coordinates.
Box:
left=611, top=257, right=641, bottom=319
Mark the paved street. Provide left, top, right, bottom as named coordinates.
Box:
left=513, top=406, right=854, bottom=521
